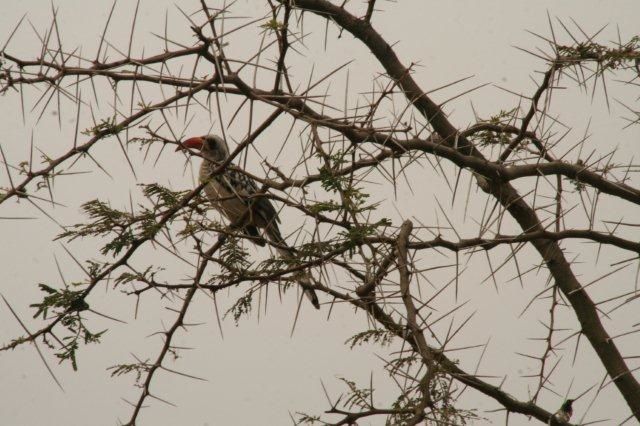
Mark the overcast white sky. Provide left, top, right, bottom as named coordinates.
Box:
left=1, top=1, right=639, bottom=425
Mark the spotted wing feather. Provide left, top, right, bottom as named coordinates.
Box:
left=201, top=162, right=280, bottom=234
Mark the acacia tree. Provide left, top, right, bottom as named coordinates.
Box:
left=1, top=1, right=639, bottom=424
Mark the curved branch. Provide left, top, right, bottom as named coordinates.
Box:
left=0, top=75, right=220, bottom=206
left=314, top=283, right=558, bottom=423
left=124, top=235, right=229, bottom=426
left=289, top=0, right=640, bottom=420
left=226, top=75, right=640, bottom=206
left=366, top=229, right=640, bottom=254
left=503, top=161, right=640, bottom=204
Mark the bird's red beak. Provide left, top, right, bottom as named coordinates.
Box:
left=176, top=136, right=204, bottom=152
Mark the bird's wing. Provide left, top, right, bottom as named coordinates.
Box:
left=220, top=169, right=281, bottom=226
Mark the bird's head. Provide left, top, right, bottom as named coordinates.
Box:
left=177, top=134, right=229, bottom=162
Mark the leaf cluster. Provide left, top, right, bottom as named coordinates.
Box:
left=345, top=329, right=395, bottom=349
left=58, top=184, right=188, bottom=256
left=557, top=36, right=640, bottom=72
left=29, top=283, right=104, bottom=370
left=224, top=292, right=253, bottom=325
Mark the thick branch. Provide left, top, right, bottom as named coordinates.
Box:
left=290, top=0, right=640, bottom=419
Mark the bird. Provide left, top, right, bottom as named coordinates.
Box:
left=178, top=134, right=320, bottom=309
left=548, top=399, right=573, bottom=425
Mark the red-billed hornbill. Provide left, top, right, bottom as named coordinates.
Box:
left=549, top=399, right=573, bottom=425
left=178, top=134, right=320, bottom=309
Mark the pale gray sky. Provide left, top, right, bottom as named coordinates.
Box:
left=1, top=1, right=639, bottom=425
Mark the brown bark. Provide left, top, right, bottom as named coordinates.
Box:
left=290, top=0, right=640, bottom=419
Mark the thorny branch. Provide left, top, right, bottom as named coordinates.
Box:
left=1, top=1, right=639, bottom=425
left=287, top=0, right=640, bottom=420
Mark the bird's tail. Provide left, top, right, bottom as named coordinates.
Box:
left=265, top=224, right=320, bottom=309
